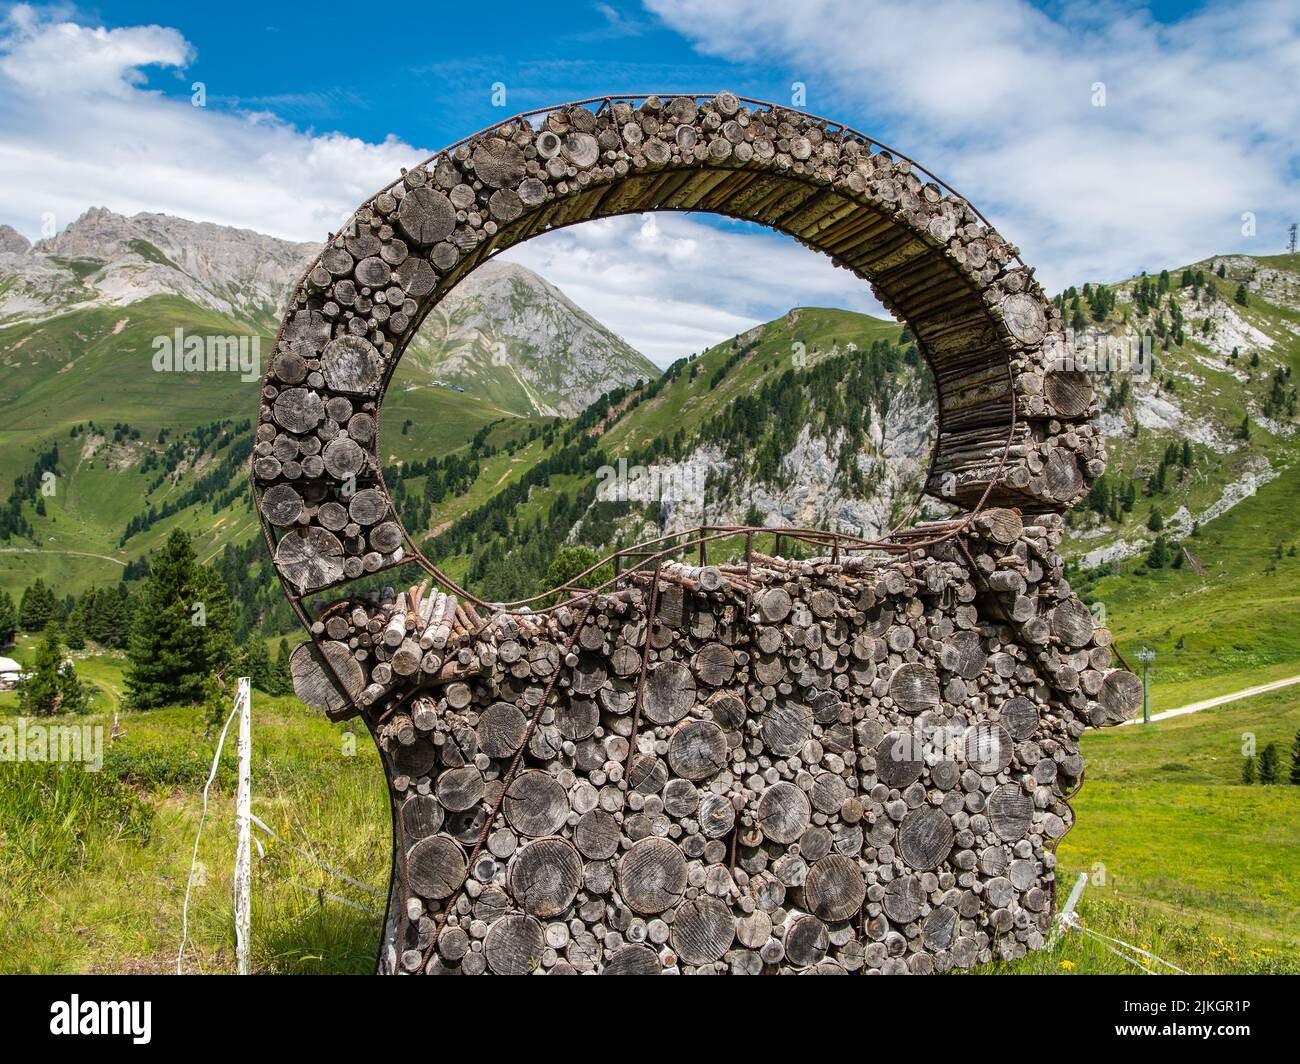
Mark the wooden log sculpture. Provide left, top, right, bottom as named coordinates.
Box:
left=256, top=94, right=1141, bottom=974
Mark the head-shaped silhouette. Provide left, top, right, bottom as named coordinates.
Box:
left=255, top=94, right=1141, bottom=974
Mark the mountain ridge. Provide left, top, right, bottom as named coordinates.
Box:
left=0, top=207, right=658, bottom=417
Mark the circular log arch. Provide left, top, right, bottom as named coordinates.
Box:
left=254, top=90, right=1104, bottom=639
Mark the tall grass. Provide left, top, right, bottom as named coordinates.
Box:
left=0, top=760, right=154, bottom=901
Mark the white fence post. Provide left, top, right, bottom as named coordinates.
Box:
left=233, top=676, right=252, bottom=975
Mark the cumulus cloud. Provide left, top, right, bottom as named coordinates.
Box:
left=645, top=0, right=1300, bottom=290
left=0, top=5, right=427, bottom=243
left=501, top=214, right=884, bottom=365
left=0, top=5, right=889, bottom=365
left=0, top=4, right=191, bottom=97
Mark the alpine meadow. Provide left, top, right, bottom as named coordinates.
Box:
left=1, top=0, right=1298, bottom=1014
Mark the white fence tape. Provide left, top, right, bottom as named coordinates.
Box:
left=176, top=699, right=239, bottom=975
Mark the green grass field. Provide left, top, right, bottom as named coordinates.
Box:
left=0, top=688, right=388, bottom=974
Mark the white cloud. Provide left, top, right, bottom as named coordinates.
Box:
left=501, top=214, right=885, bottom=365
left=0, top=4, right=192, bottom=97
left=0, top=5, right=427, bottom=243
left=0, top=5, right=888, bottom=366
left=645, top=0, right=1300, bottom=290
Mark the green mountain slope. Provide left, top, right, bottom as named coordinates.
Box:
left=403, top=260, right=659, bottom=418
left=4, top=233, right=1299, bottom=703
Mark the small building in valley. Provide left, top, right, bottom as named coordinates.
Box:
left=0, top=656, right=22, bottom=690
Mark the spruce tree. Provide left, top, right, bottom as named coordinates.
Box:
left=0, top=590, right=16, bottom=642
left=63, top=603, right=86, bottom=650
left=1289, top=730, right=1300, bottom=785
left=19, top=626, right=87, bottom=716
left=1258, top=742, right=1280, bottom=784
left=125, top=529, right=232, bottom=710
left=1241, top=755, right=1256, bottom=784
left=19, top=578, right=57, bottom=631
left=273, top=638, right=293, bottom=697
left=238, top=638, right=274, bottom=693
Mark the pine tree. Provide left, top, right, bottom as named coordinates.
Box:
left=1241, top=755, right=1256, bottom=784
left=18, top=578, right=57, bottom=631
left=1258, top=742, right=1280, bottom=784
left=1147, top=507, right=1164, bottom=532
left=273, top=638, right=293, bottom=697
left=543, top=545, right=612, bottom=596
left=1146, top=535, right=1171, bottom=569
left=0, top=590, right=16, bottom=642
left=1234, top=284, right=1249, bottom=306
left=18, top=626, right=87, bottom=716
left=125, top=529, right=232, bottom=710
left=63, top=603, right=86, bottom=650
left=1289, top=729, right=1300, bottom=785
left=238, top=638, right=275, bottom=693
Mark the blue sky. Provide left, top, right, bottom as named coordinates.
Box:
left=1, top=0, right=1296, bottom=362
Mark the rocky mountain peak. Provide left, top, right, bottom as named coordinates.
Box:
left=1, top=208, right=658, bottom=415
left=0, top=224, right=31, bottom=255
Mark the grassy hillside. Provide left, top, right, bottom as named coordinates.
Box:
left=1071, top=459, right=1300, bottom=703
left=986, top=684, right=1300, bottom=974
left=0, top=294, right=514, bottom=607
left=2, top=274, right=1298, bottom=975
left=395, top=306, right=918, bottom=599
left=0, top=686, right=387, bottom=974
left=1060, top=255, right=1300, bottom=559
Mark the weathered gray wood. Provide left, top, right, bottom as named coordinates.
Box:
left=618, top=837, right=686, bottom=914
left=803, top=854, right=865, bottom=922
left=874, top=730, right=923, bottom=788
left=504, top=770, right=568, bottom=837
left=1000, top=695, right=1040, bottom=739
left=477, top=701, right=527, bottom=758
left=484, top=913, right=544, bottom=974
left=574, top=808, right=619, bottom=860
left=602, top=944, right=660, bottom=975
left=671, top=898, right=734, bottom=965
left=666, top=720, right=727, bottom=781
left=692, top=642, right=735, bottom=686
left=290, top=639, right=362, bottom=713
left=757, top=781, right=811, bottom=844
left=407, top=834, right=466, bottom=900
left=643, top=660, right=695, bottom=724
left=897, top=806, right=955, bottom=870
left=255, top=93, right=1135, bottom=976
left=397, top=186, right=455, bottom=245
left=260, top=483, right=304, bottom=526
left=784, top=915, right=829, bottom=967
left=275, top=527, right=345, bottom=591
left=761, top=700, right=812, bottom=756
left=890, top=662, right=940, bottom=713
left=1050, top=597, right=1095, bottom=647
left=1097, top=668, right=1144, bottom=722
left=964, top=722, right=1012, bottom=774
left=987, top=783, right=1034, bottom=841
left=508, top=837, right=581, bottom=917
